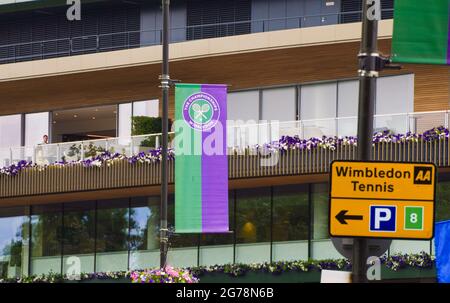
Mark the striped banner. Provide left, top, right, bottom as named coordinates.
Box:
left=174, top=84, right=229, bottom=233
left=392, top=0, right=450, bottom=65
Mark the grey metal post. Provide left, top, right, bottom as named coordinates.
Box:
left=353, top=0, right=380, bottom=283
left=159, top=0, right=171, bottom=269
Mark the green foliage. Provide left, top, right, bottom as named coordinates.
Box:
left=436, top=181, right=450, bottom=222
left=0, top=253, right=435, bottom=283
left=131, top=116, right=172, bottom=148
left=132, top=116, right=162, bottom=136
left=63, top=143, right=106, bottom=162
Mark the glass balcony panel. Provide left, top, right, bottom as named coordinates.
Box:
left=374, top=114, right=408, bottom=135
left=302, top=118, right=336, bottom=139
left=337, top=116, right=358, bottom=137
left=82, top=139, right=107, bottom=160
left=408, top=111, right=446, bottom=134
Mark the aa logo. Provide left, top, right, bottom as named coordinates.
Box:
left=413, top=166, right=432, bottom=185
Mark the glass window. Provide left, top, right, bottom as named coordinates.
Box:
left=436, top=180, right=450, bottom=222
left=236, top=187, right=271, bottom=244
left=375, top=74, right=414, bottom=134
left=273, top=184, right=309, bottom=242
left=0, top=114, right=22, bottom=148
left=133, top=100, right=159, bottom=117
left=235, top=187, right=271, bottom=263
left=338, top=80, right=359, bottom=117
left=300, top=83, right=337, bottom=137
left=0, top=207, right=29, bottom=280
left=62, top=201, right=96, bottom=274
left=311, top=183, right=329, bottom=240
left=0, top=114, right=22, bottom=167
left=310, top=183, right=339, bottom=259
left=272, top=184, right=309, bottom=262
left=129, top=196, right=160, bottom=270
left=261, top=87, right=296, bottom=122
left=228, top=91, right=260, bottom=122
left=96, top=199, right=130, bottom=272
left=30, top=204, right=62, bottom=275
left=376, top=74, right=414, bottom=115
left=337, top=80, right=359, bottom=137
left=25, top=112, right=49, bottom=146
left=301, top=83, right=337, bottom=120
left=228, top=90, right=261, bottom=147
left=118, top=103, right=132, bottom=139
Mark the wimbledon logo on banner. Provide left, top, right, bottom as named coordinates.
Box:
left=182, top=92, right=221, bottom=132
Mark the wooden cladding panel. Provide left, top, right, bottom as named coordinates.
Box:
left=0, top=39, right=447, bottom=118
left=410, top=64, right=449, bottom=112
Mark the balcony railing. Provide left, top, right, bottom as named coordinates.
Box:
left=0, top=8, right=393, bottom=64
left=0, top=134, right=449, bottom=198
left=0, top=109, right=448, bottom=198
left=0, top=110, right=448, bottom=168
left=229, top=110, right=450, bottom=149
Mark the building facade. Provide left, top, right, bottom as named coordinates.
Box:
left=0, top=0, right=449, bottom=280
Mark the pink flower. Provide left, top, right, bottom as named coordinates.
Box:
left=166, top=266, right=180, bottom=278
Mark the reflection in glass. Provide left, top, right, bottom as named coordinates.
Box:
left=96, top=199, right=129, bottom=272
left=0, top=207, right=29, bottom=279
left=273, top=185, right=309, bottom=241
left=236, top=188, right=271, bottom=244
left=312, top=183, right=329, bottom=240
left=129, top=196, right=160, bottom=269
left=31, top=204, right=62, bottom=275
left=63, top=201, right=96, bottom=274
left=437, top=180, right=450, bottom=222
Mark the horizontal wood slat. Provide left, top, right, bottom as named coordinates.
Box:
left=0, top=40, right=448, bottom=117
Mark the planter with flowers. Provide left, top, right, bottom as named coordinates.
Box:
left=130, top=266, right=199, bottom=283
left=0, top=253, right=436, bottom=283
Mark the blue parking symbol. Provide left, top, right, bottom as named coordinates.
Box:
left=370, top=206, right=396, bottom=232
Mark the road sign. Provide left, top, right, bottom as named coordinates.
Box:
left=329, top=161, right=436, bottom=240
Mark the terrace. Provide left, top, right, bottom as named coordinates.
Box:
left=0, top=110, right=449, bottom=199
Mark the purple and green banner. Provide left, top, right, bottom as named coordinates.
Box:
left=392, top=0, right=450, bottom=65
left=174, top=84, right=229, bottom=233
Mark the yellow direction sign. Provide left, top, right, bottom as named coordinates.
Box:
left=329, top=161, right=436, bottom=240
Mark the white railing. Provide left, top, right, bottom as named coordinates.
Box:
left=0, top=110, right=448, bottom=168
left=0, top=133, right=174, bottom=168
left=227, top=110, right=449, bottom=148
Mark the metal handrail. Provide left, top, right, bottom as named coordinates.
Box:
left=1, top=131, right=449, bottom=199
left=0, top=108, right=447, bottom=167
left=0, top=8, right=394, bottom=63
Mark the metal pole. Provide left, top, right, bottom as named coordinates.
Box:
left=353, top=0, right=380, bottom=283
left=159, top=0, right=170, bottom=269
